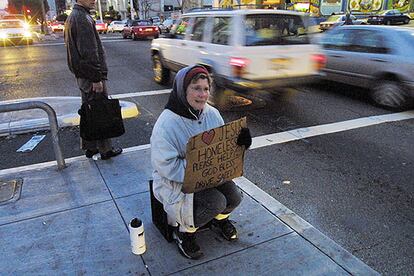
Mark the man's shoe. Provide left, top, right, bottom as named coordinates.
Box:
left=173, top=229, right=203, bottom=259
left=211, top=218, right=238, bottom=241
left=100, top=147, right=123, bottom=160
left=85, top=149, right=99, bottom=158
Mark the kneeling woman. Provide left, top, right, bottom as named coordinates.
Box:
left=150, top=65, right=251, bottom=259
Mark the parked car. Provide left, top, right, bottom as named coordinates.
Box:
left=51, top=21, right=64, bottom=32
left=319, top=14, right=364, bottom=31
left=318, top=25, right=414, bottom=109
left=367, top=9, right=411, bottom=25
left=95, top=20, right=108, bottom=34
left=159, top=18, right=176, bottom=33
left=107, top=20, right=125, bottom=32
left=151, top=9, right=325, bottom=107
left=122, top=19, right=159, bottom=40
left=0, top=19, right=33, bottom=45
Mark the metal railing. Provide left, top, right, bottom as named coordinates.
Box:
left=0, top=101, right=66, bottom=170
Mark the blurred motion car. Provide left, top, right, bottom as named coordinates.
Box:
left=51, top=21, right=64, bottom=32
left=159, top=18, right=176, bottom=33
left=367, top=10, right=411, bottom=25
left=0, top=19, right=33, bottom=45
left=107, top=20, right=125, bottom=32
left=122, top=19, right=159, bottom=40
left=318, top=25, right=414, bottom=109
left=95, top=20, right=108, bottom=34
left=319, top=14, right=364, bottom=31
left=151, top=9, right=325, bottom=107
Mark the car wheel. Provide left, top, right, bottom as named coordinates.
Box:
left=131, top=32, right=137, bottom=41
left=372, top=81, right=408, bottom=109
left=122, top=32, right=127, bottom=39
left=404, top=19, right=410, bottom=24
left=385, top=20, right=391, bottom=25
left=152, top=53, right=170, bottom=85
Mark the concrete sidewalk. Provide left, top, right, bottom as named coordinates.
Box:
left=0, top=148, right=378, bottom=275
left=0, top=97, right=139, bottom=136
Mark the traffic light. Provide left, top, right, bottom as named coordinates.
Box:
left=164, top=5, right=173, bottom=12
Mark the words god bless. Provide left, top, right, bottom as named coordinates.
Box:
left=182, top=117, right=247, bottom=193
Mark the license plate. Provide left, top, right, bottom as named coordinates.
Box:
left=270, top=57, right=291, bottom=70
left=145, top=29, right=152, bottom=32
left=372, top=17, right=377, bottom=19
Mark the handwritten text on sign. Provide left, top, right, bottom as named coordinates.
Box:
left=182, top=117, right=247, bottom=193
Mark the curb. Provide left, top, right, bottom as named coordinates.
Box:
left=234, top=176, right=379, bottom=276
left=0, top=97, right=139, bottom=136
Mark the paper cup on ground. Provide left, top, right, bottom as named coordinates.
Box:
left=129, top=218, right=146, bottom=255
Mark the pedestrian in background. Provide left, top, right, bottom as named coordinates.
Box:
left=150, top=65, right=252, bottom=259
left=64, top=0, right=122, bottom=160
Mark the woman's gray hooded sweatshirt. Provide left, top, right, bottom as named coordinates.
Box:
left=150, top=66, right=224, bottom=232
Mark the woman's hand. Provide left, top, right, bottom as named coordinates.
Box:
left=237, top=127, right=252, bottom=149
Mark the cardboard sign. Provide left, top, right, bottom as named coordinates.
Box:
left=182, top=117, right=247, bottom=194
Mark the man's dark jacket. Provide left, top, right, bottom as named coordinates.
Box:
left=64, top=4, right=108, bottom=82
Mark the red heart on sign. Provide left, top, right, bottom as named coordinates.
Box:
left=202, top=130, right=215, bottom=145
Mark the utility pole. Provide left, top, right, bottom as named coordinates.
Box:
left=130, top=0, right=135, bottom=19
left=40, top=0, right=48, bottom=34
left=97, top=0, right=103, bottom=21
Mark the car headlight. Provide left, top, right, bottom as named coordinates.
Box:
left=24, top=31, right=32, bottom=38
left=0, top=32, right=7, bottom=39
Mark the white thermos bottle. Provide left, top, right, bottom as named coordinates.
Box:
left=128, top=218, right=146, bottom=255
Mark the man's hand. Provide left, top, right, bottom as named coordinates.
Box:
left=92, top=81, right=104, bottom=93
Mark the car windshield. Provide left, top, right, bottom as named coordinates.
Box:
left=327, top=15, right=341, bottom=22
left=0, top=20, right=24, bottom=29
left=133, top=20, right=151, bottom=26
left=244, top=14, right=309, bottom=46
left=377, top=10, right=390, bottom=15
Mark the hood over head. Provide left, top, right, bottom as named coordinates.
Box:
left=165, top=65, right=210, bottom=120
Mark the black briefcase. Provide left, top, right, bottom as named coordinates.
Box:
left=78, top=96, right=125, bottom=141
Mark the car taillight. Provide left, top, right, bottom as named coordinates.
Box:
left=311, top=54, right=326, bottom=71
left=139, top=28, right=143, bottom=31
left=230, top=57, right=250, bottom=78
left=153, top=27, right=157, bottom=31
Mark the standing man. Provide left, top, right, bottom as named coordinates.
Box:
left=64, top=0, right=122, bottom=160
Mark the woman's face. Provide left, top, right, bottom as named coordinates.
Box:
left=186, top=78, right=210, bottom=111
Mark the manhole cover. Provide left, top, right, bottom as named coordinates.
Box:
left=0, top=178, right=23, bottom=205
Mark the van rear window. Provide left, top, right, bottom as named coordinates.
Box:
left=244, top=14, right=309, bottom=46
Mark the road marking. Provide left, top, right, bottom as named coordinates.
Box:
left=111, top=89, right=171, bottom=99
left=251, top=110, right=414, bottom=149
left=1, top=110, right=413, bottom=175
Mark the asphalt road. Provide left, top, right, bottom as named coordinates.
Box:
left=0, top=32, right=413, bottom=275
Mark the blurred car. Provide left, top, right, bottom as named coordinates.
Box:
left=159, top=18, right=176, bottom=33
left=51, top=21, right=64, bottom=32
left=122, top=20, right=159, bottom=40
left=151, top=9, right=325, bottom=107
left=95, top=20, right=108, bottom=34
left=367, top=10, right=411, bottom=25
left=319, top=14, right=364, bottom=31
left=318, top=25, right=414, bottom=109
left=0, top=19, right=33, bottom=45
left=107, top=20, right=125, bottom=32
